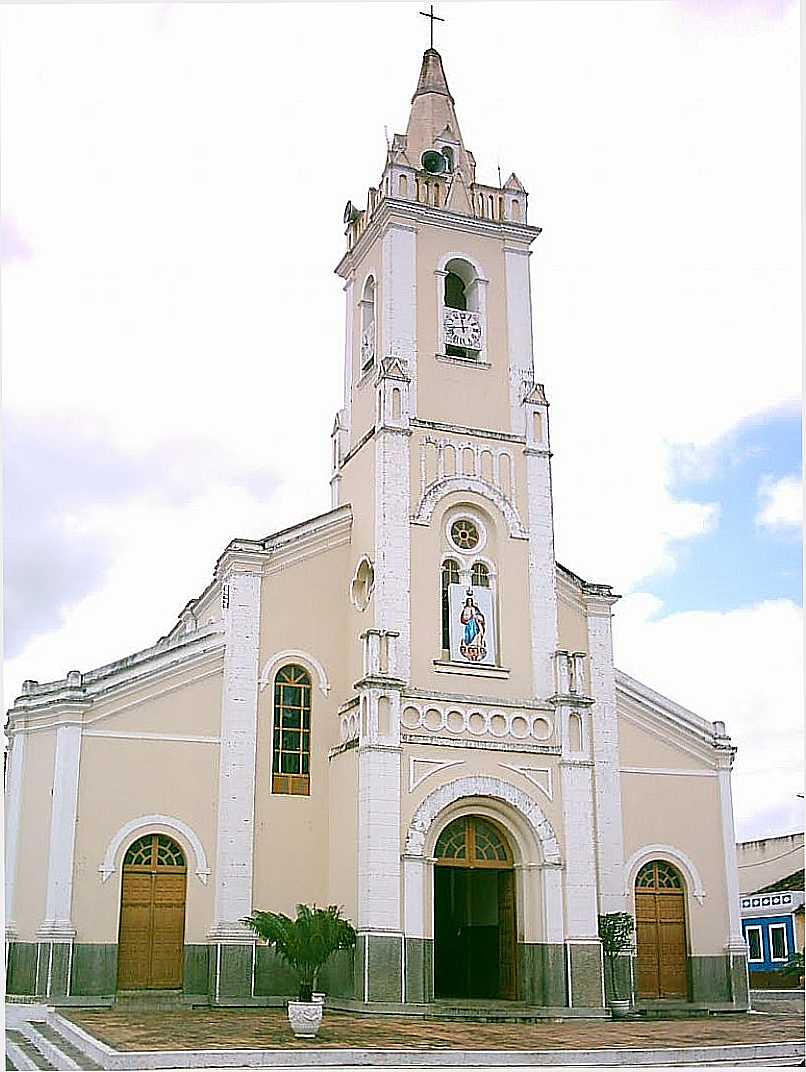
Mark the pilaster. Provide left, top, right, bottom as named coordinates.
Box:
left=524, top=388, right=558, bottom=699
left=4, top=727, right=26, bottom=939
left=208, top=547, right=265, bottom=943
left=39, top=722, right=82, bottom=941
left=381, top=221, right=417, bottom=418
left=715, top=743, right=750, bottom=1007
left=585, top=590, right=627, bottom=915
left=504, top=244, right=534, bottom=437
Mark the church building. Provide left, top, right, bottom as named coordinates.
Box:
left=5, top=44, right=750, bottom=1015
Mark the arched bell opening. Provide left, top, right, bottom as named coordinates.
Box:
left=432, top=814, right=517, bottom=1000
left=117, top=833, right=187, bottom=990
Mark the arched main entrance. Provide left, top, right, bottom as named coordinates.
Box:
left=433, top=815, right=517, bottom=1000
left=635, top=859, right=688, bottom=999
left=117, top=833, right=187, bottom=990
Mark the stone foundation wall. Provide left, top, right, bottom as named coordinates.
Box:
left=5, top=941, right=750, bottom=1013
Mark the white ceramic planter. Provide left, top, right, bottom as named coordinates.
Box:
left=287, top=1000, right=323, bottom=1039
left=608, top=998, right=631, bottom=1019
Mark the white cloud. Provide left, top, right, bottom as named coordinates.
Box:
left=757, top=475, right=803, bottom=530
left=614, top=594, right=803, bottom=840
left=1, top=3, right=801, bottom=839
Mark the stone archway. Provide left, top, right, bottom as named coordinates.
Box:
left=403, top=775, right=565, bottom=997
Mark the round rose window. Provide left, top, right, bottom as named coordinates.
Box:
left=450, top=518, right=480, bottom=551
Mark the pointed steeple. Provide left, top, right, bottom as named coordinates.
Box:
left=412, top=48, right=454, bottom=103
left=404, top=49, right=473, bottom=185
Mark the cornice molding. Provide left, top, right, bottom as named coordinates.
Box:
left=336, top=197, right=541, bottom=278
left=8, top=631, right=225, bottom=724
left=411, top=417, right=525, bottom=445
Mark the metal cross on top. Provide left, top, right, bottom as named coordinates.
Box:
left=419, top=4, right=445, bottom=50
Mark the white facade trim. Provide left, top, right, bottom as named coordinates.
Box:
left=624, top=844, right=707, bottom=905
left=620, top=766, right=718, bottom=777
left=408, top=756, right=464, bottom=791
left=39, top=723, right=82, bottom=938
left=210, top=561, right=263, bottom=939
left=83, top=731, right=220, bottom=744
left=412, top=475, right=528, bottom=539
left=718, top=767, right=746, bottom=947
left=99, top=813, right=211, bottom=885
left=497, top=763, right=553, bottom=801
left=259, top=649, right=330, bottom=697
left=4, top=731, right=26, bottom=935
left=404, top=775, right=561, bottom=864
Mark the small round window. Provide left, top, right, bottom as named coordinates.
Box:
left=450, top=518, right=480, bottom=551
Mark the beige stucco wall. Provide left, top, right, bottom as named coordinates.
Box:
left=619, top=715, right=713, bottom=772
left=556, top=587, right=589, bottom=660
left=70, top=669, right=224, bottom=944
left=73, top=734, right=219, bottom=944
left=618, top=712, right=730, bottom=957
left=12, top=729, right=56, bottom=941
left=84, top=662, right=223, bottom=738
left=736, top=832, right=804, bottom=895
left=253, top=540, right=352, bottom=914
left=415, top=225, right=517, bottom=432
left=328, top=748, right=359, bottom=921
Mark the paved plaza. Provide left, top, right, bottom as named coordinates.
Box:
left=64, top=1003, right=805, bottom=1053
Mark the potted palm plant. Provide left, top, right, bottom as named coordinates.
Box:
left=243, top=904, right=356, bottom=1038
left=598, top=911, right=635, bottom=1018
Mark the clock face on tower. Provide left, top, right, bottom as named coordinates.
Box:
left=444, top=308, right=482, bottom=351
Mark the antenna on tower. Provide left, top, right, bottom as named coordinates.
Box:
left=384, top=125, right=391, bottom=150
left=497, top=163, right=502, bottom=187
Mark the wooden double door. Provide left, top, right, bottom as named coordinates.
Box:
left=433, top=816, right=517, bottom=1000
left=635, top=860, right=688, bottom=999
left=117, top=834, right=187, bottom=990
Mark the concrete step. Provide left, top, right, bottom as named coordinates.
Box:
left=425, top=1002, right=611, bottom=1022
left=4, top=1031, right=56, bottom=1072
left=115, top=988, right=184, bottom=1011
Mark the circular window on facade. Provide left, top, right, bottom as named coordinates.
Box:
left=450, top=518, right=480, bottom=551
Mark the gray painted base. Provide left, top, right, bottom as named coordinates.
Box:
left=72, top=944, right=117, bottom=996
left=567, top=943, right=604, bottom=1009
left=364, top=933, right=403, bottom=1003
left=7, top=942, right=37, bottom=995
left=3, top=942, right=752, bottom=1014
left=519, top=944, right=567, bottom=1007
left=404, top=938, right=433, bottom=1004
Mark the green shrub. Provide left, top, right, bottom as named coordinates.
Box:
left=243, top=903, right=356, bottom=1002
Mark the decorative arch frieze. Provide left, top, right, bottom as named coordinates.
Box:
left=412, top=476, right=528, bottom=540
left=259, top=649, right=330, bottom=697
left=624, top=843, right=706, bottom=905
left=100, top=814, right=210, bottom=885
left=404, top=775, right=561, bottom=864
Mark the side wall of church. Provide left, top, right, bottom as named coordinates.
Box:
left=618, top=708, right=747, bottom=1006
left=253, top=540, right=354, bottom=915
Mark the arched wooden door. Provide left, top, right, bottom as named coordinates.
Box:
left=433, top=815, right=517, bottom=1000
left=117, top=834, right=187, bottom=990
left=635, top=860, right=688, bottom=999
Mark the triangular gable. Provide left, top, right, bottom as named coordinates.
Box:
left=446, top=172, right=473, bottom=214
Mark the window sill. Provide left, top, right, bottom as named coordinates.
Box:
left=433, top=660, right=510, bottom=680
left=435, top=352, right=490, bottom=370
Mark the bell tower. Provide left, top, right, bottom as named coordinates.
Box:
left=333, top=41, right=576, bottom=1003
left=334, top=43, right=558, bottom=699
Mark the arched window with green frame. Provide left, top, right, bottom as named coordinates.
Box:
left=272, top=664, right=311, bottom=796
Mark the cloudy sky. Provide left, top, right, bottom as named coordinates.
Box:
left=2, top=0, right=801, bottom=840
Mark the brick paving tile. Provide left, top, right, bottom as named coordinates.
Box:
left=63, top=1009, right=806, bottom=1053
